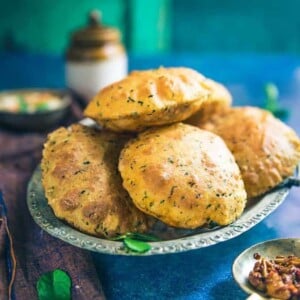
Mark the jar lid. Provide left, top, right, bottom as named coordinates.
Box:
left=69, top=10, right=121, bottom=47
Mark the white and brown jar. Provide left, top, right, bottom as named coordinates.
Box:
left=66, top=11, right=128, bottom=102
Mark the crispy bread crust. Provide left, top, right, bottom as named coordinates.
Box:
left=186, top=79, right=232, bottom=125
left=199, top=107, right=300, bottom=198
left=41, top=124, right=151, bottom=238
left=119, top=123, right=247, bottom=229
left=84, top=67, right=211, bottom=131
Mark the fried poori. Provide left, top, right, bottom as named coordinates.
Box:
left=197, top=106, right=300, bottom=198
left=41, top=124, right=152, bottom=238
left=118, top=123, right=247, bottom=229
left=84, top=67, right=213, bottom=132
left=186, top=78, right=232, bottom=125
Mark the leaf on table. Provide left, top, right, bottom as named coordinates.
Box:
left=36, top=269, right=71, bottom=300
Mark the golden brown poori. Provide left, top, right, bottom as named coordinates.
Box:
left=41, top=124, right=152, bottom=238
left=118, top=123, right=247, bottom=229
left=84, top=67, right=214, bottom=132
left=186, top=78, right=232, bottom=125
left=197, top=106, right=300, bottom=198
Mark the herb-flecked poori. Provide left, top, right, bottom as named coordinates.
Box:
left=84, top=67, right=225, bottom=132
left=193, top=106, right=300, bottom=198
left=118, top=123, right=247, bottom=229
left=41, top=124, right=153, bottom=238
left=186, top=78, right=232, bottom=125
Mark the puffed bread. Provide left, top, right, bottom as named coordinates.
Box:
left=198, top=106, right=300, bottom=198
left=186, top=79, right=232, bottom=125
left=41, top=124, right=153, bottom=238
left=118, top=123, right=247, bottom=229
left=84, top=67, right=212, bottom=132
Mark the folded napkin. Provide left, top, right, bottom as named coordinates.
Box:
left=0, top=99, right=106, bottom=300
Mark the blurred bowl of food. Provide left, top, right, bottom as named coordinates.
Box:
left=0, top=89, right=71, bottom=131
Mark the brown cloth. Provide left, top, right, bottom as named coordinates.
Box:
left=0, top=204, right=12, bottom=300
left=0, top=100, right=106, bottom=300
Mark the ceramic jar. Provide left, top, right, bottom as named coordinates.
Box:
left=65, top=11, right=128, bottom=102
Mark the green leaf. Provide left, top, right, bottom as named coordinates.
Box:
left=109, top=232, right=159, bottom=253
left=36, top=102, right=49, bottom=112
left=18, top=95, right=28, bottom=113
left=265, top=82, right=279, bottom=102
left=272, top=108, right=290, bottom=121
left=123, top=237, right=151, bottom=253
left=263, top=82, right=290, bottom=121
left=264, top=83, right=279, bottom=111
left=110, top=232, right=159, bottom=242
left=37, top=269, right=71, bottom=300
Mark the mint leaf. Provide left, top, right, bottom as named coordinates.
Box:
left=37, top=269, right=71, bottom=300
left=263, top=83, right=290, bottom=121
left=124, top=237, right=151, bottom=253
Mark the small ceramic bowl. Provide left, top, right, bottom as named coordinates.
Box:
left=0, top=89, right=71, bottom=131
left=232, top=238, right=300, bottom=299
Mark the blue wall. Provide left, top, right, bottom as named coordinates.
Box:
left=1, top=0, right=300, bottom=54
left=173, top=0, right=300, bottom=53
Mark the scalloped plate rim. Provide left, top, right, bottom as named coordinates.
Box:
left=27, top=166, right=292, bottom=256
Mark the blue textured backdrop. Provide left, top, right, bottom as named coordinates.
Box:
left=173, top=0, right=300, bottom=53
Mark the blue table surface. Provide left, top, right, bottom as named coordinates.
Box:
left=1, top=52, right=299, bottom=300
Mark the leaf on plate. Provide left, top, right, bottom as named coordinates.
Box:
left=123, top=237, right=151, bottom=253
left=36, top=269, right=71, bottom=300
left=110, top=232, right=159, bottom=253
left=111, top=232, right=159, bottom=242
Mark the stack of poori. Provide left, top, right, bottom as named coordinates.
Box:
left=41, top=67, right=300, bottom=239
